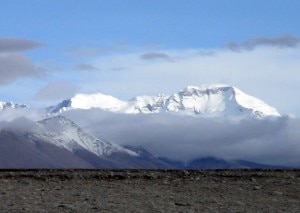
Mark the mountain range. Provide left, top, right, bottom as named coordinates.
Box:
left=0, top=101, right=27, bottom=111
left=0, top=84, right=287, bottom=169
left=48, top=84, right=280, bottom=118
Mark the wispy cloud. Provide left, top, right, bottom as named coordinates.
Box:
left=0, top=108, right=46, bottom=122
left=0, top=54, right=44, bottom=85
left=0, top=38, right=44, bottom=85
left=110, top=67, right=126, bottom=72
left=68, top=41, right=130, bottom=58
left=227, top=35, right=300, bottom=51
left=0, top=38, right=43, bottom=53
left=74, top=63, right=100, bottom=72
left=196, top=50, right=215, bottom=57
left=140, top=52, right=170, bottom=61
left=0, top=116, right=37, bottom=131
left=69, top=47, right=112, bottom=58
left=34, top=81, right=79, bottom=101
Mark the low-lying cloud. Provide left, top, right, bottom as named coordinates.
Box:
left=0, top=117, right=37, bottom=132
left=62, top=109, right=300, bottom=167
left=0, top=107, right=299, bottom=167
left=0, top=108, right=47, bottom=133
left=227, top=35, right=300, bottom=51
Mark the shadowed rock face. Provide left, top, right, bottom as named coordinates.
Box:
left=0, top=130, right=173, bottom=169
left=0, top=130, right=94, bottom=168
left=0, top=116, right=173, bottom=169
left=185, top=157, right=285, bottom=169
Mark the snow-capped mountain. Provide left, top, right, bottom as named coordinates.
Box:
left=36, top=116, right=138, bottom=157
left=6, top=115, right=171, bottom=168
left=0, top=101, right=27, bottom=111
left=163, top=85, right=280, bottom=118
left=48, top=94, right=127, bottom=113
left=0, top=115, right=175, bottom=168
left=48, top=84, right=280, bottom=118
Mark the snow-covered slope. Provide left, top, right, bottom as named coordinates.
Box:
left=48, top=93, right=127, bottom=113
left=0, top=101, right=27, bottom=111
left=36, top=116, right=138, bottom=157
left=48, top=84, right=280, bottom=118
left=163, top=85, right=280, bottom=118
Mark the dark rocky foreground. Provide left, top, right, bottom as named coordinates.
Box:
left=0, top=169, right=299, bottom=212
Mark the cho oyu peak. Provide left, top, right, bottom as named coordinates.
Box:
left=48, top=84, right=280, bottom=118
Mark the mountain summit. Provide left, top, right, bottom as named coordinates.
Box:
left=36, top=116, right=138, bottom=157
left=48, top=84, right=280, bottom=118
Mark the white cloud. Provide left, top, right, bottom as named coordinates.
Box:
left=77, top=46, right=300, bottom=116
left=0, top=108, right=46, bottom=122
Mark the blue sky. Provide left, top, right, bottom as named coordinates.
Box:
left=0, top=0, right=300, bottom=116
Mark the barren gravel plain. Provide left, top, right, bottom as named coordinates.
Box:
left=0, top=169, right=299, bottom=212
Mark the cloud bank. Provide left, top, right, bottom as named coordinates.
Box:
left=62, top=109, right=300, bottom=167
left=0, top=116, right=37, bottom=132
left=0, top=106, right=299, bottom=167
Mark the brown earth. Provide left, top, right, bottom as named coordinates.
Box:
left=0, top=169, right=299, bottom=212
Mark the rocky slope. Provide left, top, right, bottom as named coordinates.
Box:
left=0, top=170, right=299, bottom=212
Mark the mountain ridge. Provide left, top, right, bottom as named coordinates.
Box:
left=0, top=101, right=27, bottom=111
left=36, top=115, right=139, bottom=157
left=0, top=85, right=291, bottom=169
left=48, top=84, right=280, bottom=118
left=0, top=115, right=174, bottom=169
left=0, top=114, right=290, bottom=169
